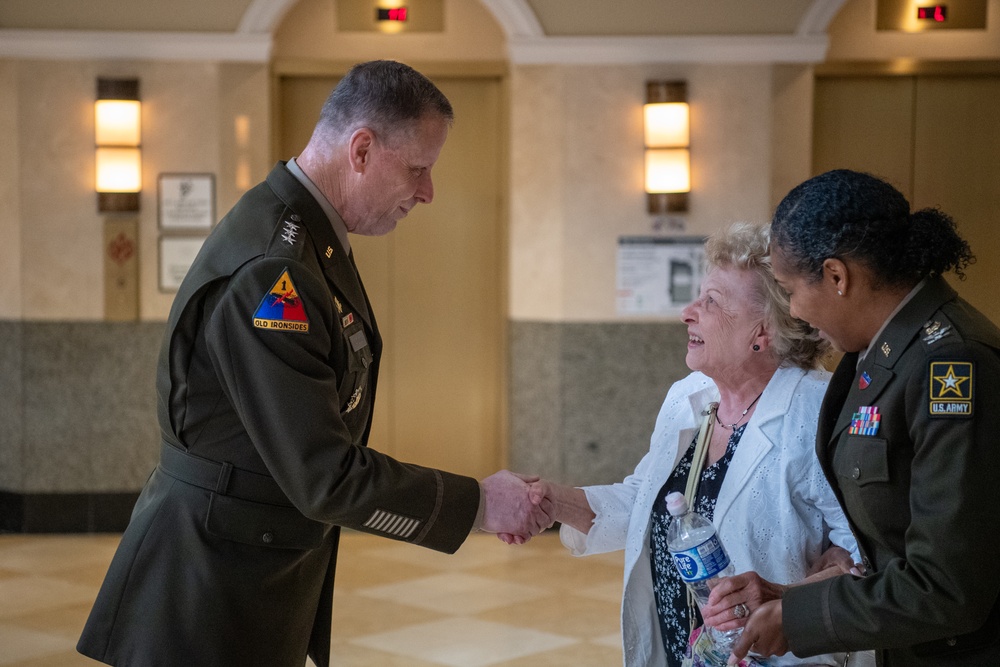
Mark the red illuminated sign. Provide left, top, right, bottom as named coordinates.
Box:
left=916, top=5, right=947, bottom=22
left=376, top=7, right=408, bottom=22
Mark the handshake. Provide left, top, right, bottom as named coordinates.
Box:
left=478, top=472, right=594, bottom=545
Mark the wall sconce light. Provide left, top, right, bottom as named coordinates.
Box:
left=95, top=78, right=141, bottom=212
left=644, top=81, right=689, bottom=214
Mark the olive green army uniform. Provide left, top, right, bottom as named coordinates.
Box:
left=79, top=162, right=480, bottom=667
left=784, top=276, right=1000, bottom=665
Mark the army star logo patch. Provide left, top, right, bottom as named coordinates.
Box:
left=929, top=361, right=973, bottom=416
left=253, top=269, right=309, bottom=333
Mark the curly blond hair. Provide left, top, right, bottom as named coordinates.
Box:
left=704, top=222, right=829, bottom=369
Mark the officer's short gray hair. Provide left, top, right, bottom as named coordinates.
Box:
left=316, top=60, right=453, bottom=146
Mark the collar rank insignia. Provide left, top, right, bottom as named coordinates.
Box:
left=849, top=406, right=881, bottom=436
left=333, top=295, right=343, bottom=314
left=929, top=361, right=973, bottom=416
left=281, top=220, right=300, bottom=245
left=922, top=320, right=953, bottom=345
left=252, top=268, right=309, bottom=333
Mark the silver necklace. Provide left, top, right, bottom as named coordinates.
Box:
left=715, top=390, right=764, bottom=430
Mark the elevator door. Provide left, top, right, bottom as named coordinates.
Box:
left=278, top=74, right=505, bottom=479
left=814, top=73, right=1000, bottom=325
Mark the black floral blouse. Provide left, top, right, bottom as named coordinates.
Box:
left=648, top=424, right=747, bottom=667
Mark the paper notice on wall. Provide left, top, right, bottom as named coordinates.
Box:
left=617, top=236, right=706, bottom=316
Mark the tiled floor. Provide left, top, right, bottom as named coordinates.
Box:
left=0, top=530, right=624, bottom=666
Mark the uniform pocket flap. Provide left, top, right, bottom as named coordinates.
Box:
left=835, top=436, right=890, bottom=486
left=205, top=493, right=326, bottom=550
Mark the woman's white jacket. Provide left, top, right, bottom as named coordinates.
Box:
left=561, top=366, right=857, bottom=667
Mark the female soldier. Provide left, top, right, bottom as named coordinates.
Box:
left=707, top=170, right=1000, bottom=666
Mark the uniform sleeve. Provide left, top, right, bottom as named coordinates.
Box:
left=785, top=340, right=1000, bottom=656
left=205, top=256, right=480, bottom=553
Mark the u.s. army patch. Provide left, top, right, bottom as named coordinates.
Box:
left=929, top=361, right=973, bottom=416
left=253, top=269, right=309, bottom=333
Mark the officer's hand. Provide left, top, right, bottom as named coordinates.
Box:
left=480, top=471, right=554, bottom=541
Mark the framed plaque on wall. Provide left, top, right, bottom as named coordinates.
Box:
left=158, top=173, right=215, bottom=231
left=158, top=236, right=206, bottom=292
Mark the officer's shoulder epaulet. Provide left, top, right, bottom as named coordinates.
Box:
left=918, top=311, right=964, bottom=352
left=264, top=210, right=309, bottom=260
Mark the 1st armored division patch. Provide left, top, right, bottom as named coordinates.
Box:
left=253, top=268, right=309, bottom=333
left=929, top=361, right=973, bottom=416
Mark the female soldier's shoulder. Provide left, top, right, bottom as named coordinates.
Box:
left=924, top=299, right=1000, bottom=353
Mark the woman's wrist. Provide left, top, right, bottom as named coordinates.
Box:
left=556, top=485, right=596, bottom=534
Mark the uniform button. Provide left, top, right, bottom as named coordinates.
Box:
left=851, top=467, right=861, bottom=479
left=262, top=532, right=274, bottom=544
left=946, top=638, right=957, bottom=647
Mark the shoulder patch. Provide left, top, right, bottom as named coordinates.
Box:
left=928, top=360, right=973, bottom=417
left=253, top=268, right=309, bottom=333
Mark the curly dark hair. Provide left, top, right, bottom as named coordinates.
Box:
left=770, top=170, right=974, bottom=288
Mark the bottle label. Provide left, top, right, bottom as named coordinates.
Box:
left=669, top=534, right=730, bottom=583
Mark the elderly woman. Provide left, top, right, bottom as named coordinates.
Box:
left=716, top=170, right=1000, bottom=667
left=532, top=222, right=858, bottom=667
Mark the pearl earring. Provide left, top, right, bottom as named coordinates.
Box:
left=837, top=290, right=843, bottom=296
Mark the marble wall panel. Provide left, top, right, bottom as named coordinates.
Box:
left=510, top=320, right=691, bottom=487
left=11, top=322, right=163, bottom=493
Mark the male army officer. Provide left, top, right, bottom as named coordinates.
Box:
left=78, top=60, right=552, bottom=667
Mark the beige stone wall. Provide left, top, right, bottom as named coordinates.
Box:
left=508, top=63, right=777, bottom=322
left=0, top=62, right=21, bottom=321
left=0, top=59, right=269, bottom=322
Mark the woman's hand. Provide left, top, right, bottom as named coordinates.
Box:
left=807, top=545, right=864, bottom=578
left=726, top=599, right=788, bottom=665
left=701, top=572, right=787, bottom=631
left=496, top=478, right=596, bottom=544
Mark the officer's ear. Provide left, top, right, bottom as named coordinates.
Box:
left=348, top=127, right=375, bottom=174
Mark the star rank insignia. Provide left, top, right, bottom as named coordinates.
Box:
left=281, top=220, right=300, bottom=245
left=929, top=361, right=973, bottom=416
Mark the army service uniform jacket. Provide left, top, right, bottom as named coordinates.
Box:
left=783, top=276, right=1000, bottom=665
left=78, top=162, right=481, bottom=667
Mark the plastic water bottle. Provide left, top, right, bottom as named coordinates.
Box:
left=665, top=491, right=743, bottom=666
